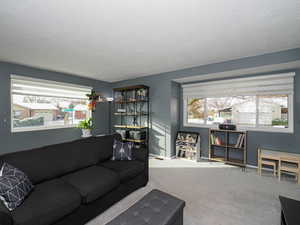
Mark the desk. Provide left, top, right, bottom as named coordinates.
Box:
left=258, top=149, right=300, bottom=184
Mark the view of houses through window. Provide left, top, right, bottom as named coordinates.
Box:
left=187, top=94, right=289, bottom=129
left=12, top=95, right=90, bottom=131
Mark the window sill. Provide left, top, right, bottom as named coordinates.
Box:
left=183, top=123, right=293, bottom=134
left=11, top=124, right=78, bottom=133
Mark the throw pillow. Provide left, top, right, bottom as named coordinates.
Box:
left=112, top=139, right=134, bottom=161
left=0, top=163, right=34, bottom=211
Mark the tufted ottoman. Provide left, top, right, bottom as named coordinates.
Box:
left=106, top=189, right=185, bottom=225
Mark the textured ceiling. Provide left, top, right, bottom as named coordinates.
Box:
left=0, top=0, right=300, bottom=82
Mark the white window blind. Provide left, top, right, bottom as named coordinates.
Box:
left=182, top=72, right=295, bottom=98
left=11, top=75, right=91, bottom=99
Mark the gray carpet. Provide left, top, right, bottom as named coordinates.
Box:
left=87, top=159, right=300, bottom=225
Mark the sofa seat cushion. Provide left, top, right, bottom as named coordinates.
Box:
left=99, top=160, right=145, bottom=182
left=62, top=166, right=120, bottom=204
left=11, top=179, right=81, bottom=225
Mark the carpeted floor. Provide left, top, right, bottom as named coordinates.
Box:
left=87, top=158, right=300, bottom=225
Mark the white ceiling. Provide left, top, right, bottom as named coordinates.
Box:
left=0, top=0, right=300, bottom=82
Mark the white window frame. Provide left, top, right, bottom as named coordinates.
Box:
left=183, top=91, right=294, bottom=133
left=10, top=75, right=92, bottom=133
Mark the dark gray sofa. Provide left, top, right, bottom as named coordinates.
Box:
left=0, top=134, right=148, bottom=225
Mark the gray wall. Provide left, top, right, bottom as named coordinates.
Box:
left=112, top=48, right=300, bottom=165
left=0, top=62, right=112, bottom=154
left=2, top=48, right=300, bottom=165
left=170, top=81, right=180, bottom=156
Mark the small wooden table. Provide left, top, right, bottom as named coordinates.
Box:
left=258, top=149, right=300, bottom=184
left=279, top=196, right=300, bottom=225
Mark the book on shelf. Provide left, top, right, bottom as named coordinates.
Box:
left=210, top=135, right=222, bottom=146
left=215, top=137, right=222, bottom=145
left=239, top=134, right=245, bottom=148
left=210, top=134, right=215, bottom=144
left=235, top=134, right=242, bottom=148
left=235, top=133, right=245, bottom=148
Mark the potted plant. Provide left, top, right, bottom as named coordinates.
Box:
left=78, top=118, right=93, bottom=137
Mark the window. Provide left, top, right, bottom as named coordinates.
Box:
left=206, top=96, right=256, bottom=127
left=183, top=73, right=294, bottom=133
left=11, top=75, right=92, bottom=132
left=187, top=98, right=205, bottom=124
left=258, top=95, right=289, bottom=129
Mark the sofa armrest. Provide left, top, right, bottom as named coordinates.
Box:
left=132, top=147, right=149, bottom=184
left=0, top=203, right=12, bottom=225
left=132, top=147, right=148, bottom=162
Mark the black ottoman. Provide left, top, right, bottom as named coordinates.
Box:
left=106, top=189, right=185, bottom=225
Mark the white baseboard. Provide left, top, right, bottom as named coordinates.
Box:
left=200, top=156, right=273, bottom=172
left=150, top=155, right=276, bottom=173
left=155, top=155, right=277, bottom=172
left=149, top=153, right=176, bottom=160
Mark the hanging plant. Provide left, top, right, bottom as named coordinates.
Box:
left=86, top=90, right=99, bottom=112
left=86, top=90, right=108, bottom=112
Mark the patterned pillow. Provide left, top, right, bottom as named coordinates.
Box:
left=112, top=139, right=134, bottom=161
left=0, top=163, right=34, bottom=211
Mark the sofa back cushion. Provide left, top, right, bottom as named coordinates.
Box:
left=0, top=134, right=119, bottom=184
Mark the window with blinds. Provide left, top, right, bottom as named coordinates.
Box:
left=182, top=72, right=295, bottom=132
left=11, top=75, right=92, bottom=132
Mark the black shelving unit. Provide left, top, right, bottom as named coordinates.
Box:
left=113, top=85, right=149, bottom=148
left=209, top=129, right=247, bottom=167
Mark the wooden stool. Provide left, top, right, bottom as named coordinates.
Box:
left=260, top=160, right=277, bottom=176
left=278, top=157, right=300, bottom=184
left=258, top=148, right=277, bottom=176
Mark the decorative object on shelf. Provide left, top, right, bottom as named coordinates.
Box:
left=113, top=85, right=149, bottom=148
left=115, top=129, right=126, bottom=139
left=129, top=130, right=146, bottom=140
left=176, top=131, right=200, bottom=161
left=78, top=118, right=93, bottom=138
left=209, top=129, right=247, bottom=168
left=117, top=108, right=126, bottom=113
left=115, top=91, right=125, bottom=102
left=219, top=124, right=236, bottom=130
left=86, top=90, right=113, bottom=112
left=136, top=88, right=147, bottom=100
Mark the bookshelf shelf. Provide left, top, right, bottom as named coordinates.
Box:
left=211, top=144, right=227, bottom=148
left=115, top=99, right=148, bottom=104
left=210, top=129, right=245, bottom=133
left=114, top=125, right=147, bottom=129
left=114, top=113, right=148, bottom=116
left=210, top=157, right=226, bottom=162
left=122, top=138, right=145, bottom=143
left=209, top=129, right=247, bottom=167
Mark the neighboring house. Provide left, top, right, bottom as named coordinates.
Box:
left=281, top=108, right=288, bottom=120
left=74, top=104, right=88, bottom=120
left=218, top=108, right=232, bottom=123
left=13, top=103, right=58, bottom=121
left=232, top=101, right=282, bottom=126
